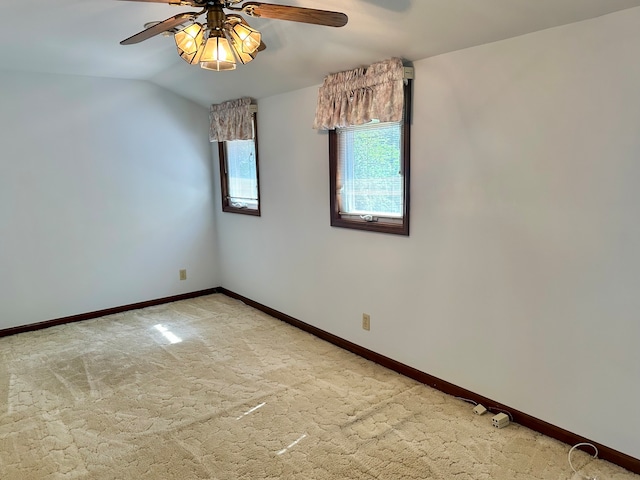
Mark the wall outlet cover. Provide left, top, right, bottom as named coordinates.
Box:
left=362, top=313, right=370, bottom=331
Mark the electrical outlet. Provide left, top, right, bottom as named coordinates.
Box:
left=362, top=313, right=370, bottom=331
left=179, top=269, right=187, bottom=281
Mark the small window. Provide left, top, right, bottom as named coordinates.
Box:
left=329, top=80, right=411, bottom=235
left=218, top=113, right=260, bottom=216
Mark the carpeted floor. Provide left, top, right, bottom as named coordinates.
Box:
left=0, top=293, right=637, bottom=479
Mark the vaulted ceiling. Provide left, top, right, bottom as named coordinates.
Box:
left=2, top=0, right=640, bottom=107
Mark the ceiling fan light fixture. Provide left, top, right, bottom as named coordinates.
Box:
left=119, top=1, right=348, bottom=72
left=200, top=31, right=236, bottom=71
left=175, top=22, right=204, bottom=56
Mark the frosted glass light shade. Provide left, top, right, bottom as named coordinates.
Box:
left=230, top=22, right=261, bottom=54
left=200, top=33, right=236, bottom=71
left=229, top=43, right=257, bottom=65
left=226, top=30, right=256, bottom=65
left=175, top=23, right=204, bottom=55
left=178, top=45, right=203, bottom=65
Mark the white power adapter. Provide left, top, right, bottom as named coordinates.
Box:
left=473, top=404, right=488, bottom=415
left=492, top=412, right=510, bottom=428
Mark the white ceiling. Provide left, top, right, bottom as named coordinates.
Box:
left=2, top=0, right=640, bottom=107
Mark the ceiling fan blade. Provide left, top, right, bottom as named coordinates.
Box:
left=120, top=12, right=197, bottom=45
left=238, top=2, right=348, bottom=27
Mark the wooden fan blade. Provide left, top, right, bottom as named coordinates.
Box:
left=120, top=12, right=197, bottom=45
left=240, top=2, right=348, bottom=27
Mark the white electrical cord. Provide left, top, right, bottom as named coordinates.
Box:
left=568, top=442, right=599, bottom=480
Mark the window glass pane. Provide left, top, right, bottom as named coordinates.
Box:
left=226, top=139, right=258, bottom=209
left=337, top=121, right=403, bottom=217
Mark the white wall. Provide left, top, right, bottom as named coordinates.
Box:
left=213, top=8, right=640, bottom=458
left=0, top=72, right=219, bottom=329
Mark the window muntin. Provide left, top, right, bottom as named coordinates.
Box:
left=329, top=81, right=411, bottom=235
left=218, top=114, right=260, bottom=216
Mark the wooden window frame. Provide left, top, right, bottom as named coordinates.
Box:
left=329, top=80, right=412, bottom=236
left=218, top=113, right=261, bottom=216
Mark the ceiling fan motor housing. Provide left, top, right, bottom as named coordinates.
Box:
left=207, top=5, right=227, bottom=30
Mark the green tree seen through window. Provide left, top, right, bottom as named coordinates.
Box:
left=340, top=122, right=403, bottom=215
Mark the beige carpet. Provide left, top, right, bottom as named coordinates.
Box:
left=0, top=293, right=637, bottom=479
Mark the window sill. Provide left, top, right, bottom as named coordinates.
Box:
left=222, top=205, right=261, bottom=216
left=330, top=217, right=408, bottom=236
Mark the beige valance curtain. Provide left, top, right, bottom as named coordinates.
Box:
left=312, top=57, right=405, bottom=130
left=209, top=97, right=254, bottom=142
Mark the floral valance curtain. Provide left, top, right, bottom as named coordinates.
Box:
left=209, top=97, right=255, bottom=142
left=312, top=58, right=405, bottom=130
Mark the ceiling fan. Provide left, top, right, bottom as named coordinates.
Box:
left=119, top=0, right=349, bottom=71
